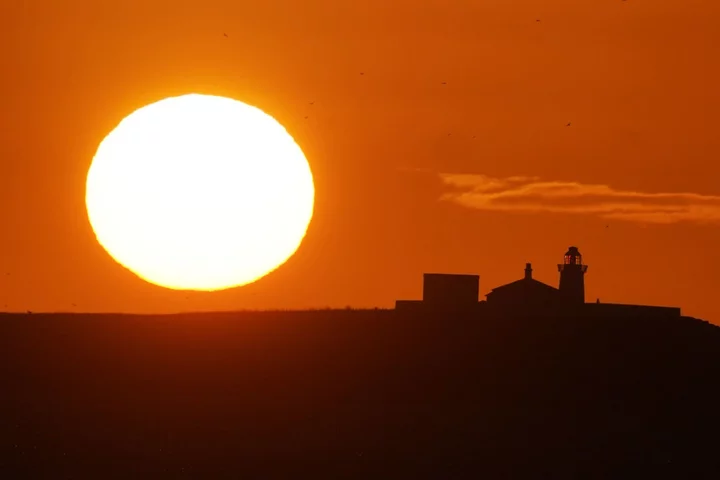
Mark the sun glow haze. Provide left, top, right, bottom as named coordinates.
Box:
left=86, top=94, right=315, bottom=291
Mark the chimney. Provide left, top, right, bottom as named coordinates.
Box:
left=524, top=263, right=533, bottom=280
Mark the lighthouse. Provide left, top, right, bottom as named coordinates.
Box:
left=557, top=246, right=588, bottom=304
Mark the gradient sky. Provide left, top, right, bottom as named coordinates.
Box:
left=2, top=0, right=719, bottom=321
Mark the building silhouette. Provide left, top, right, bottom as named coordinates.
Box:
left=396, top=246, right=681, bottom=317
left=558, top=246, right=587, bottom=304
left=485, top=262, right=560, bottom=310
left=422, top=273, right=479, bottom=308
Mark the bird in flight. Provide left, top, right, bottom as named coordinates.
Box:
left=566, top=122, right=572, bottom=127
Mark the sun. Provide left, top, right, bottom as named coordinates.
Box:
left=86, top=94, right=315, bottom=291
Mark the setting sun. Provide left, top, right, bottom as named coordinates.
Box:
left=86, top=94, right=315, bottom=291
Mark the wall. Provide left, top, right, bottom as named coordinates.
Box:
left=423, top=274, right=480, bottom=305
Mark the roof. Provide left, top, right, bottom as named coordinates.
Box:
left=423, top=273, right=479, bottom=280
left=565, top=246, right=581, bottom=257
left=486, top=277, right=559, bottom=297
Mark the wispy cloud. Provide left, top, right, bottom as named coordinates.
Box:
left=439, top=174, right=720, bottom=224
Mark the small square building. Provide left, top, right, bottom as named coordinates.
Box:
left=423, top=273, right=479, bottom=305
left=396, top=273, right=480, bottom=312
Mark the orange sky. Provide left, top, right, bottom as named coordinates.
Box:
left=2, top=0, right=720, bottom=321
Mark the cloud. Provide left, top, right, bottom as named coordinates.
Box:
left=438, top=174, right=720, bottom=224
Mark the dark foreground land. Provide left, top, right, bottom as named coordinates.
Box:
left=1, top=308, right=719, bottom=479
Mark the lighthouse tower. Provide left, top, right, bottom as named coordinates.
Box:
left=557, top=246, right=588, bottom=304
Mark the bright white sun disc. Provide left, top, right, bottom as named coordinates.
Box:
left=86, top=94, right=315, bottom=291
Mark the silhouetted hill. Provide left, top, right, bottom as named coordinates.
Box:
left=1, top=309, right=719, bottom=479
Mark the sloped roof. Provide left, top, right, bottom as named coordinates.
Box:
left=486, top=277, right=559, bottom=297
